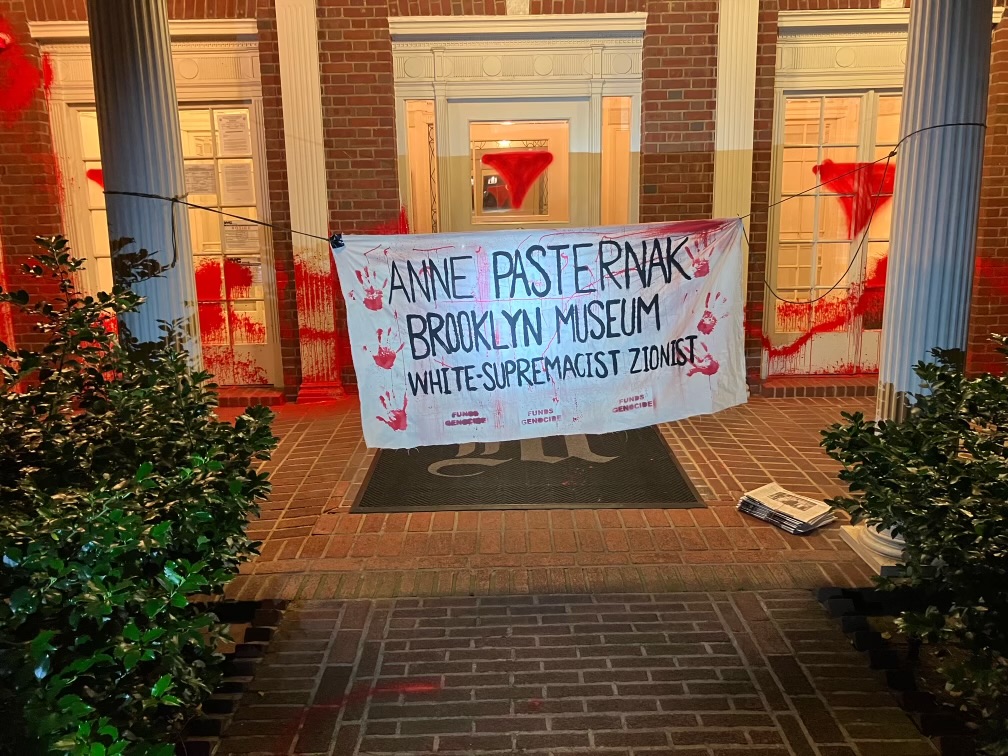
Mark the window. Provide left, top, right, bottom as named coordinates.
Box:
left=468, top=120, right=569, bottom=225
left=76, top=105, right=276, bottom=385
left=774, top=92, right=901, bottom=335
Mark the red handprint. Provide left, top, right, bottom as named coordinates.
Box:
left=687, top=342, right=720, bottom=377
left=372, top=328, right=404, bottom=370
left=697, top=291, right=729, bottom=335
left=377, top=391, right=408, bottom=431
left=685, top=243, right=713, bottom=278
left=355, top=266, right=388, bottom=311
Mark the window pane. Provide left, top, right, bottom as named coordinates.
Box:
left=180, top=110, right=214, bottom=158
left=781, top=147, right=818, bottom=194
left=815, top=243, right=853, bottom=288
left=779, top=196, right=815, bottom=240
left=783, top=99, right=821, bottom=146
left=470, top=120, right=568, bottom=223
left=405, top=100, right=438, bottom=234
left=876, top=95, right=902, bottom=146
left=818, top=196, right=852, bottom=241
left=822, top=97, right=861, bottom=145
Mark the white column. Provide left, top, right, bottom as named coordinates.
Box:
left=86, top=0, right=199, bottom=364
left=877, top=0, right=992, bottom=419
left=276, top=0, right=344, bottom=401
left=844, top=0, right=992, bottom=575
left=712, top=0, right=758, bottom=294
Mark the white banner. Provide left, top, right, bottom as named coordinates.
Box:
left=332, top=220, right=746, bottom=449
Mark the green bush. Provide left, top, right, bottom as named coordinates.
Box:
left=821, top=339, right=1008, bottom=754
left=0, top=236, right=276, bottom=755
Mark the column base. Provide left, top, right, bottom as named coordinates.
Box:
left=839, top=524, right=904, bottom=578
left=296, top=381, right=346, bottom=403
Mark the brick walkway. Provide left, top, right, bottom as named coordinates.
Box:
left=225, top=396, right=876, bottom=601
left=216, top=591, right=934, bottom=756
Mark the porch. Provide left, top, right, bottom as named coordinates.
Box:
left=225, top=394, right=876, bottom=602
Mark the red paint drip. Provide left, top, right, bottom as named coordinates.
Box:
left=296, top=208, right=410, bottom=383
left=749, top=255, right=888, bottom=361
left=814, top=160, right=896, bottom=239
left=86, top=168, right=104, bottom=189
left=480, top=151, right=554, bottom=209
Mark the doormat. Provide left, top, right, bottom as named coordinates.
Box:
left=351, top=427, right=705, bottom=512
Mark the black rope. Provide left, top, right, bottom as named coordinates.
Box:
left=744, top=120, right=986, bottom=304
left=103, top=120, right=985, bottom=303
left=105, top=189, right=334, bottom=244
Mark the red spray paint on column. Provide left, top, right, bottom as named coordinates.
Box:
left=293, top=208, right=409, bottom=388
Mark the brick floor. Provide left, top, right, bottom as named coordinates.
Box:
left=215, top=592, right=935, bottom=755
left=224, top=396, right=876, bottom=601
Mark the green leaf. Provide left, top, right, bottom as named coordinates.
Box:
left=123, top=622, right=140, bottom=642
left=151, top=674, right=172, bottom=698
left=34, top=656, right=51, bottom=680
left=91, top=744, right=106, bottom=756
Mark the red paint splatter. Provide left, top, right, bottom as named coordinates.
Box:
left=480, top=151, right=554, bottom=209
left=270, top=680, right=439, bottom=751
left=86, top=168, right=104, bottom=189
left=687, top=342, right=719, bottom=377
left=814, top=160, right=895, bottom=239
left=371, top=328, right=403, bottom=369
left=354, top=265, right=387, bottom=311
left=295, top=209, right=409, bottom=385
left=377, top=390, right=407, bottom=431
left=40, top=52, right=52, bottom=95
left=685, top=241, right=712, bottom=278
left=0, top=18, right=43, bottom=123
left=697, top=291, right=728, bottom=335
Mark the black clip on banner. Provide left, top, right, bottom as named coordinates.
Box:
left=329, top=232, right=344, bottom=250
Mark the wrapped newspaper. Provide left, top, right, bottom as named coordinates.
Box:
left=737, top=483, right=835, bottom=535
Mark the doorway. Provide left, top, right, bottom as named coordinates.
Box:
left=766, top=90, right=901, bottom=376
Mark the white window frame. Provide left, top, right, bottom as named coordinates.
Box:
left=29, top=20, right=284, bottom=387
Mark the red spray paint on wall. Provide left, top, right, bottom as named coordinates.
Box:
left=293, top=208, right=409, bottom=387
left=0, top=18, right=43, bottom=124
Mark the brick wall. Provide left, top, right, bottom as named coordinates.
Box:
left=967, top=20, right=1008, bottom=376
left=744, top=0, right=889, bottom=388
left=315, top=0, right=718, bottom=384
left=0, top=0, right=64, bottom=353
left=1, top=0, right=303, bottom=395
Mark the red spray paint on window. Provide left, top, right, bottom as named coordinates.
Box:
left=480, top=151, right=554, bottom=209
left=748, top=255, right=889, bottom=362
left=813, top=160, right=896, bottom=239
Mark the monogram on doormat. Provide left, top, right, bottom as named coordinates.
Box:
left=351, top=426, right=704, bottom=512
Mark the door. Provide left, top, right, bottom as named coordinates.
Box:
left=72, top=104, right=282, bottom=387
left=767, top=91, right=901, bottom=376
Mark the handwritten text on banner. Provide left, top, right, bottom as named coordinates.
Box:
left=332, top=220, right=747, bottom=449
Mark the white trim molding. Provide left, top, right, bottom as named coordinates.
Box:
left=29, top=18, right=260, bottom=44
left=388, top=13, right=647, bottom=40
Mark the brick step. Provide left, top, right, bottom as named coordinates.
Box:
left=759, top=374, right=878, bottom=398
left=216, top=387, right=286, bottom=408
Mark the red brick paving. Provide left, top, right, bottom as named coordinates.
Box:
left=215, top=592, right=935, bottom=755
left=224, top=396, right=876, bottom=602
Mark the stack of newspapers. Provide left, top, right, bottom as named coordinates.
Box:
left=737, top=483, right=836, bottom=535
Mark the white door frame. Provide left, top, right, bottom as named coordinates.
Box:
left=29, top=20, right=284, bottom=387
left=389, top=13, right=646, bottom=233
